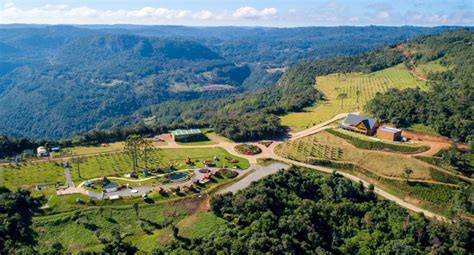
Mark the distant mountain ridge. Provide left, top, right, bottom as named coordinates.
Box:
left=0, top=32, right=249, bottom=139
left=0, top=25, right=467, bottom=139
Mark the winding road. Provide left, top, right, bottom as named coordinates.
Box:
left=56, top=112, right=448, bottom=220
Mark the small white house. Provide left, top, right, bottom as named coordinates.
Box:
left=37, top=146, right=48, bottom=157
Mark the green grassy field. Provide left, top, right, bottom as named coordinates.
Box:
left=177, top=211, right=226, bottom=239
left=275, top=131, right=468, bottom=216
left=275, top=131, right=458, bottom=181
left=67, top=141, right=166, bottom=156
left=406, top=123, right=440, bottom=135
left=280, top=64, right=427, bottom=130
left=1, top=147, right=249, bottom=190
left=415, top=59, right=450, bottom=77
left=69, top=147, right=249, bottom=183
left=0, top=161, right=65, bottom=189
left=33, top=202, right=187, bottom=253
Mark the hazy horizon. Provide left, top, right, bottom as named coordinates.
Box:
left=1, top=0, right=472, bottom=27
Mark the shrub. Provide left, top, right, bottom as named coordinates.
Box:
left=326, top=129, right=429, bottom=153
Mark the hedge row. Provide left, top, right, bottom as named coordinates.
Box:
left=326, top=129, right=429, bottom=153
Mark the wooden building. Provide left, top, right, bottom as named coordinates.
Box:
left=377, top=126, right=402, bottom=141
left=340, top=113, right=379, bottom=135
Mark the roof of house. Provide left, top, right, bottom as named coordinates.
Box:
left=342, top=114, right=378, bottom=130
left=378, top=126, right=401, bottom=133
left=171, top=129, right=202, bottom=136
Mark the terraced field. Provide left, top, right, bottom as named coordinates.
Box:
left=275, top=130, right=453, bottom=181
left=281, top=64, right=427, bottom=131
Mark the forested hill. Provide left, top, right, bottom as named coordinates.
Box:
left=0, top=34, right=250, bottom=139
left=164, top=169, right=474, bottom=253
left=281, top=29, right=473, bottom=143
left=82, top=25, right=462, bottom=67
left=367, top=30, right=473, bottom=142
left=0, top=25, right=466, bottom=140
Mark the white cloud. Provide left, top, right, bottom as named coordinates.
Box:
left=0, top=2, right=471, bottom=26
left=0, top=3, right=280, bottom=24
left=232, top=6, right=278, bottom=19
left=375, top=11, right=390, bottom=19
left=4, top=2, right=14, bottom=8
left=193, top=10, right=213, bottom=20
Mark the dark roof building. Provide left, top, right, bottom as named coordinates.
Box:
left=340, top=113, right=379, bottom=135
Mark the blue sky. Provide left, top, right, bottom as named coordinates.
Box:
left=1, top=0, right=472, bottom=26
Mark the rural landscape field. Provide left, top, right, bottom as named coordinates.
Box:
left=281, top=64, right=428, bottom=130
left=0, top=1, right=473, bottom=254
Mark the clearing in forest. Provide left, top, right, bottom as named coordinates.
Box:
left=280, top=64, right=427, bottom=131
left=274, top=130, right=467, bottom=215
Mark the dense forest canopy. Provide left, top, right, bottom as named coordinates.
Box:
left=282, top=29, right=473, bottom=143
left=366, top=30, right=473, bottom=142
left=164, top=169, right=474, bottom=254
left=0, top=25, right=464, bottom=140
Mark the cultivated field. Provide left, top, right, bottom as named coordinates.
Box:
left=0, top=147, right=249, bottom=190
left=275, top=131, right=453, bottom=181
left=69, top=147, right=249, bottom=182
left=280, top=64, right=427, bottom=131
left=275, top=130, right=468, bottom=215
left=0, top=161, right=65, bottom=189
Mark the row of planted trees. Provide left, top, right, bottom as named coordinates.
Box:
left=69, top=134, right=154, bottom=180
left=125, top=134, right=154, bottom=173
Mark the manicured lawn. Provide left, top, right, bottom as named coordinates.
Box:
left=280, top=64, right=427, bottom=131
left=1, top=147, right=249, bottom=190
left=69, top=147, right=250, bottom=183
left=0, top=161, right=65, bottom=189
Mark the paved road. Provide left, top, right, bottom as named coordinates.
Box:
left=63, top=167, right=75, bottom=188
left=53, top=112, right=447, bottom=220
left=217, top=163, right=289, bottom=194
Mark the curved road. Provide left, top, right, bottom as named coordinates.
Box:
left=154, top=112, right=447, bottom=220
left=56, top=112, right=447, bottom=220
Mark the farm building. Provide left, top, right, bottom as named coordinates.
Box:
left=36, top=146, right=48, bottom=157
left=171, top=129, right=203, bottom=142
left=377, top=126, right=402, bottom=141
left=340, top=113, right=379, bottom=135
left=50, top=144, right=61, bottom=152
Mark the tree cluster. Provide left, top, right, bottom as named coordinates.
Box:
left=366, top=30, right=473, bottom=143
left=164, top=169, right=474, bottom=254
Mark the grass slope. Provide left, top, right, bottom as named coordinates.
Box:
left=281, top=64, right=427, bottom=131
left=1, top=147, right=249, bottom=190
left=274, top=131, right=467, bottom=215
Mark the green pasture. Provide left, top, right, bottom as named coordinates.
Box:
left=280, top=64, right=427, bottom=131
